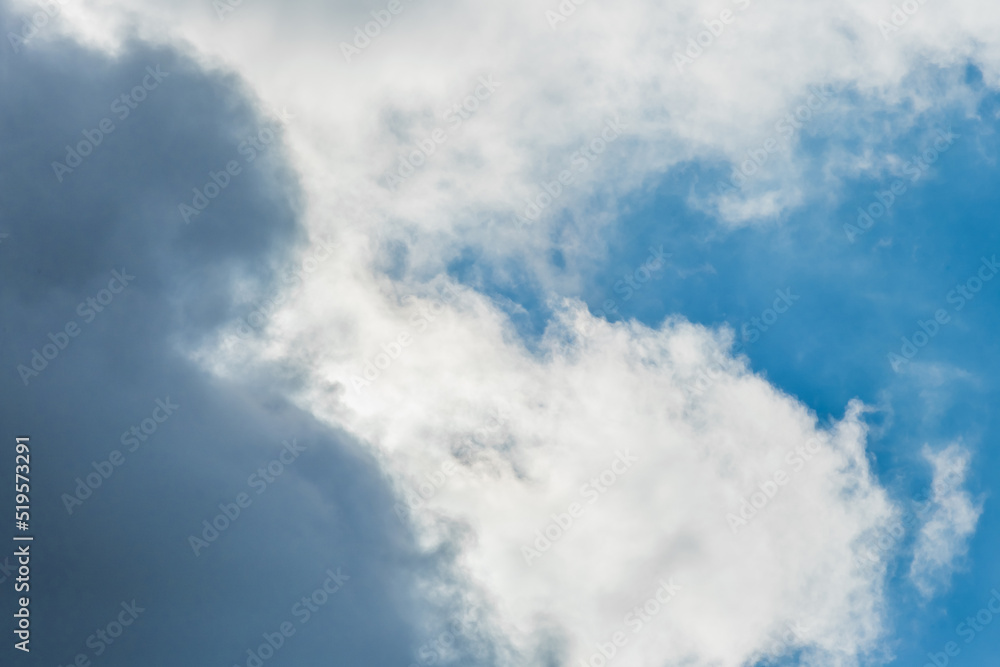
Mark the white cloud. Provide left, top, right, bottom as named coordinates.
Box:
left=207, top=282, right=900, bottom=665
left=909, top=443, right=983, bottom=598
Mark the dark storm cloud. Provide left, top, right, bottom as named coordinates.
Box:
left=0, top=7, right=460, bottom=665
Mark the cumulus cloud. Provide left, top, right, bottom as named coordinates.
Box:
left=204, top=277, right=900, bottom=665
left=909, top=444, right=983, bottom=598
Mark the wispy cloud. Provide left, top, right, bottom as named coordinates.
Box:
left=910, top=444, right=983, bottom=597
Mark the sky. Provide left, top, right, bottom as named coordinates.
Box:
left=0, top=0, right=998, bottom=666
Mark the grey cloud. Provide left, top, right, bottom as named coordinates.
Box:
left=0, top=8, right=476, bottom=665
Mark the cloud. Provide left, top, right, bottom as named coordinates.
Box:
left=10, top=0, right=997, bottom=664
left=0, top=13, right=430, bottom=664
left=209, top=283, right=900, bottom=664
left=909, top=443, right=983, bottom=597
left=18, top=0, right=994, bottom=281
